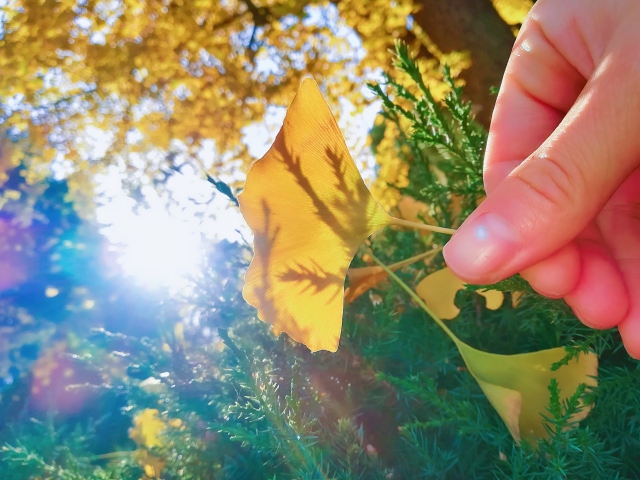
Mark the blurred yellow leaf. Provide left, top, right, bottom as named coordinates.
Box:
left=492, top=0, right=533, bottom=25
left=394, top=195, right=435, bottom=236
left=270, top=0, right=309, bottom=16
left=396, top=195, right=431, bottom=223
left=133, top=449, right=166, bottom=479
left=43, top=147, right=56, bottom=162
left=129, top=409, right=184, bottom=477
left=344, top=267, right=388, bottom=304
left=416, top=267, right=503, bottom=320
left=239, top=79, right=394, bottom=352
left=130, top=408, right=166, bottom=449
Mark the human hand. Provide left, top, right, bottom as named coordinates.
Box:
left=442, top=0, right=640, bottom=358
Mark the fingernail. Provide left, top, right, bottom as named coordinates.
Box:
left=443, top=213, right=520, bottom=280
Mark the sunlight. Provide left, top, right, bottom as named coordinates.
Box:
left=93, top=149, right=247, bottom=292
left=113, top=209, right=203, bottom=289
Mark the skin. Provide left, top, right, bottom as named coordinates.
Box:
left=443, top=0, right=640, bottom=358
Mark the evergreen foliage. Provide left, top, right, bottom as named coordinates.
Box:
left=0, top=45, right=638, bottom=479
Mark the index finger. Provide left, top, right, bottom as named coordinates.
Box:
left=484, top=2, right=589, bottom=194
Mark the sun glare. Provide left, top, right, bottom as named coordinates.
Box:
left=114, top=210, right=203, bottom=289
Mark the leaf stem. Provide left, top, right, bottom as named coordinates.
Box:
left=384, top=245, right=443, bottom=271
left=89, top=451, right=134, bottom=461
left=369, top=252, right=460, bottom=347
left=391, top=217, right=456, bottom=235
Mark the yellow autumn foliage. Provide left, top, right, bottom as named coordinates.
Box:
left=0, top=0, right=533, bottom=206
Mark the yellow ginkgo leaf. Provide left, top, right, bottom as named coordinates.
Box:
left=372, top=254, right=598, bottom=446
left=239, top=79, right=394, bottom=352
left=239, top=79, right=454, bottom=352
left=416, top=266, right=504, bottom=319
left=475, top=378, right=522, bottom=441
left=345, top=248, right=441, bottom=303
left=457, top=340, right=597, bottom=444
left=481, top=290, right=504, bottom=310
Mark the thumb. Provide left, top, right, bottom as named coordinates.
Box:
left=443, top=51, right=640, bottom=284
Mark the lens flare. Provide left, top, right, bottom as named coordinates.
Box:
left=114, top=209, right=202, bottom=289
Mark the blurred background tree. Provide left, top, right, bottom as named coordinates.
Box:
left=0, top=0, right=531, bottom=209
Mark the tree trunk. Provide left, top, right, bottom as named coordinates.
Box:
left=412, top=0, right=515, bottom=127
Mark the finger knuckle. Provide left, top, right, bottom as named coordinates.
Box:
left=514, top=155, right=579, bottom=209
